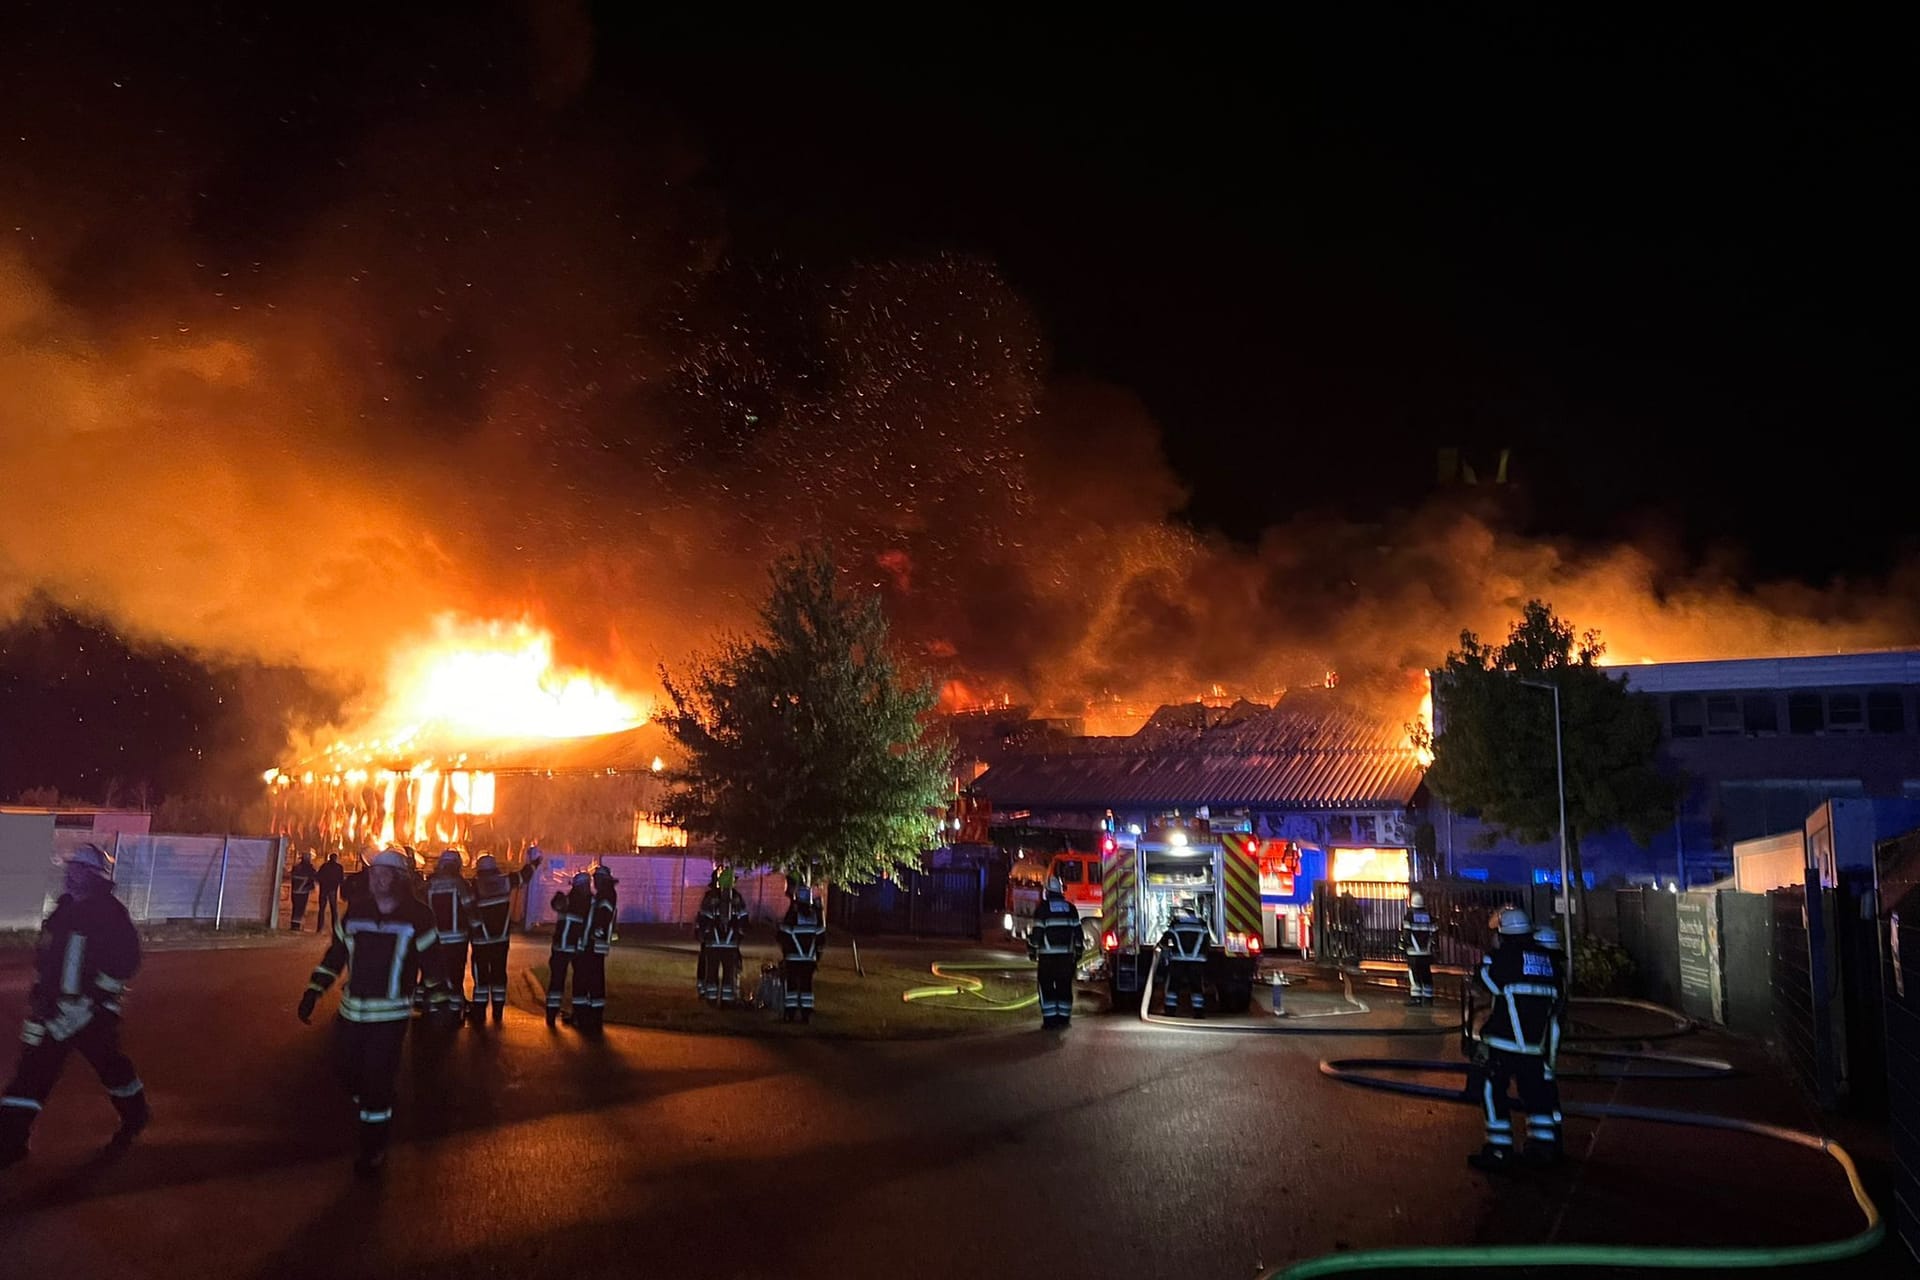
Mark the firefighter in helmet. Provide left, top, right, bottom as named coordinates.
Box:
left=466, top=846, right=542, bottom=1025
left=1467, top=906, right=1566, bottom=1171
left=425, top=849, right=475, bottom=1025
left=573, top=865, right=618, bottom=1034
left=1158, top=895, right=1213, bottom=1018
left=297, top=848, right=442, bottom=1176
left=697, top=867, right=749, bottom=1007
left=1, top=843, right=148, bottom=1168
left=776, top=881, right=826, bottom=1023
left=1026, top=873, right=1085, bottom=1029
left=1401, top=891, right=1439, bottom=1006
left=547, top=871, right=592, bottom=1027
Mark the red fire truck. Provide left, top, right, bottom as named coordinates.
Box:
left=1003, top=843, right=1103, bottom=951
left=1098, top=813, right=1264, bottom=1012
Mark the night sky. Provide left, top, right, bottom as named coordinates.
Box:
left=2, top=5, right=1911, bottom=801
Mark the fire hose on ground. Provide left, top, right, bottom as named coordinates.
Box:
left=1259, top=982, right=1885, bottom=1276
left=900, top=960, right=1039, bottom=1011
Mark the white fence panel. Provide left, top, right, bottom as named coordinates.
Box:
left=523, top=852, right=789, bottom=927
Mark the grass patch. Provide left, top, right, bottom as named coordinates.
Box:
left=531, top=944, right=1063, bottom=1040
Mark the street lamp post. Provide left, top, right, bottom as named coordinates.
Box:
left=1520, top=678, right=1574, bottom=991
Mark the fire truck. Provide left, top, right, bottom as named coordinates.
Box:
left=1098, top=813, right=1264, bottom=1012
left=1003, top=842, right=1102, bottom=951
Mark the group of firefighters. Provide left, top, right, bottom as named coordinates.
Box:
left=3, top=841, right=1566, bottom=1180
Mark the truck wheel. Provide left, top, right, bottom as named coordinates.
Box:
left=1081, top=920, right=1100, bottom=958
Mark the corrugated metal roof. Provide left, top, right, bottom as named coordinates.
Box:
left=974, top=692, right=1425, bottom=811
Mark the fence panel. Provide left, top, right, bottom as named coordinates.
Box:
left=1311, top=881, right=1531, bottom=967
left=523, top=852, right=787, bottom=927
left=1718, top=890, right=1775, bottom=1039
left=1770, top=885, right=1818, bottom=1098
left=1640, top=889, right=1682, bottom=1009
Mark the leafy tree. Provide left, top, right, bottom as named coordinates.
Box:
left=657, top=547, right=953, bottom=887
left=1411, top=601, right=1676, bottom=929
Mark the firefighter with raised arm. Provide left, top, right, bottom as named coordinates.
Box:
left=1026, top=873, right=1084, bottom=1029
left=546, top=871, right=592, bottom=1027
left=297, top=848, right=442, bottom=1176
left=466, top=846, right=542, bottom=1025
left=1467, top=906, right=1566, bottom=1172
left=1159, top=896, right=1213, bottom=1018
left=777, top=882, right=826, bottom=1024
left=425, top=849, right=476, bottom=1026
left=573, top=865, right=618, bottom=1034
left=1401, top=891, right=1439, bottom=1006
left=1, top=843, right=148, bottom=1169
left=697, top=867, right=749, bottom=1008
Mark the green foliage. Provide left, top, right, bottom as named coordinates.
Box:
left=1570, top=934, right=1637, bottom=997
left=657, top=546, right=953, bottom=888
left=1410, top=600, right=1678, bottom=929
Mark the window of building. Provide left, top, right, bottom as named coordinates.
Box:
left=1788, top=693, right=1825, bottom=734
left=1743, top=695, right=1780, bottom=735
left=1868, top=690, right=1906, bottom=734
left=1827, top=692, right=1864, bottom=732
left=1706, top=694, right=1742, bottom=734
left=1670, top=695, right=1705, bottom=738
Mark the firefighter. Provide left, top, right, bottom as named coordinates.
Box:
left=574, top=865, right=619, bottom=1034
left=423, top=850, right=476, bottom=1026
left=776, top=883, right=826, bottom=1023
left=694, top=866, right=722, bottom=1003
left=298, top=849, right=441, bottom=1176
left=0, top=843, right=148, bottom=1169
left=1159, top=897, right=1212, bottom=1018
left=316, top=851, right=345, bottom=933
left=698, top=867, right=749, bottom=1008
left=1026, top=873, right=1084, bottom=1029
left=1467, top=907, right=1566, bottom=1172
left=466, top=847, right=543, bottom=1025
left=546, top=871, right=592, bottom=1027
left=289, top=850, right=319, bottom=930
left=1401, top=891, right=1439, bottom=1006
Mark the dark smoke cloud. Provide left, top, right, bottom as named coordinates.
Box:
left=3, top=2, right=1917, bottom=773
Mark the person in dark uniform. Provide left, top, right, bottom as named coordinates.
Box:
left=574, top=865, right=618, bottom=1034
left=1159, top=899, right=1212, bottom=1018
left=315, top=852, right=345, bottom=934
left=776, top=883, right=826, bottom=1024
left=466, top=847, right=542, bottom=1025
left=1401, top=891, right=1439, bottom=1006
left=546, top=872, right=592, bottom=1027
left=288, top=851, right=319, bottom=930
left=697, top=867, right=749, bottom=1007
left=1468, top=907, right=1566, bottom=1172
left=694, top=866, right=722, bottom=1003
left=1026, top=874, right=1085, bottom=1029
left=425, top=850, right=475, bottom=1026
left=297, top=848, right=442, bottom=1176
left=0, top=843, right=148, bottom=1168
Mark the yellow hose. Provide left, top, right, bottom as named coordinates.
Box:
left=902, top=960, right=1039, bottom=1010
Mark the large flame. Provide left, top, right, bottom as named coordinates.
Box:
left=375, top=616, right=647, bottom=746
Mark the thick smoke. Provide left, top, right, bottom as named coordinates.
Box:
left=3, top=3, right=1917, bottom=767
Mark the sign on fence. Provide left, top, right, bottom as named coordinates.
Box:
left=1676, top=891, right=1723, bottom=1023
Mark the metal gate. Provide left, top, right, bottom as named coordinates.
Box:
left=1311, top=880, right=1531, bottom=967
left=829, top=867, right=983, bottom=939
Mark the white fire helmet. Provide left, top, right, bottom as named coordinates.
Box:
left=1045, top=874, right=1065, bottom=896
left=62, top=842, right=115, bottom=882
left=436, top=849, right=462, bottom=872
left=1409, top=892, right=1426, bottom=910
left=371, top=849, right=412, bottom=872
left=474, top=854, right=500, bottom=873
left=1492, top=906, right=1533, bottom=936
left=1534, top=923, right=1563, bottom=950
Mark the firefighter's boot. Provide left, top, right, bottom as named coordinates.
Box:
left=354, top=1122, right=391, bottom=1178
left=0, top=1108, right=30, bottom=1169
left=1467, top=1144, right=1516, bottom=1173
left=109, top=1089, right=150, bottom=1148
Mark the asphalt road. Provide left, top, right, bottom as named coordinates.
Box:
left=0, top=939, right=1892, bottom=1280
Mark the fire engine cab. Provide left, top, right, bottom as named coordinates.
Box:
left=1003, top=844, right=1102, bottom=952
left=1098, top=812, right=1264, bottom=1012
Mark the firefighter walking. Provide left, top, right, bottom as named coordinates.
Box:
left=1159, top=899, right=1212, bottom=1018
left=697, top=867, right=749, bottom=1007
left=288, top=850, right=319, bottom=930
left=316, top=852, right=345, bottom=933
left=426, top=850, right=475, bottom=1025
left=1, top=843, right=149, bottom=1169
left=1468, top=906, right=1567, bottom=1172
left=546, top=871, right=592, bottom=1027
left=573, top=865, right=618, bottom=1034
left=777, top=883, right=825, bottom=1023
left=1026, top=874, right=1084, bottom=1029
left=296, top=848, right=442, bottom=1176
left=1401, top=891, right=1438, bottom=1006
left=466, top=847, right=542, bottom=1025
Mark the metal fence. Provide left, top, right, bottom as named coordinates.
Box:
left=521, top=852, right=790, bottom=927
left=1311, top=880, right=1532, bottom=967
left=51, top=829, right=284, bottom=926
left=1770, top=884, right=1819, bottom=1100
left=829, top=868, right=984, bottom=939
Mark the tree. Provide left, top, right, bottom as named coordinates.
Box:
left=657, top=547, right=953, bottom=887
left=1411, top=601, right=1677, bottom=929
